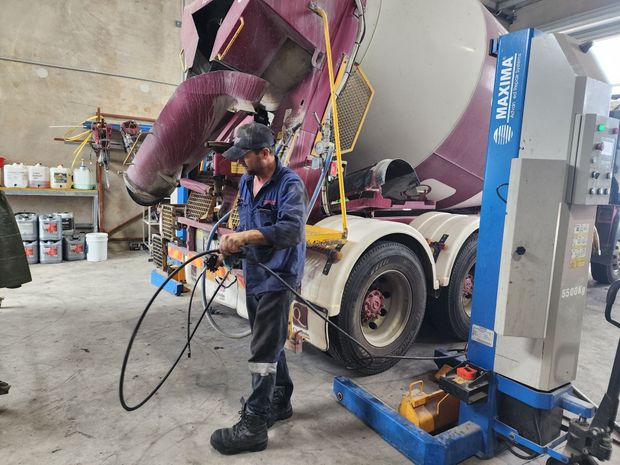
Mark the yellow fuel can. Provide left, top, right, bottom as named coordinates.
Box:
left=398, top=380, right=459, bottom=433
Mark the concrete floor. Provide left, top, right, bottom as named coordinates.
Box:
left=0, top=251, right=618, bottom=465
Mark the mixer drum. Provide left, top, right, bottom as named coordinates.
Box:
left=350, top=0, right=506, bottom=209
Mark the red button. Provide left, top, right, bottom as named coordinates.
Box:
left=456, top=365, right=478, bottom=381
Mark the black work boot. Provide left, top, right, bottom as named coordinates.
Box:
left=267, top=387, right=293, bottom=428
left=210, top=402, right=268, bottom=455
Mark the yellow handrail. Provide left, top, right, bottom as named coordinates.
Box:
left=311, top=5, right=348, bottom=238
left=216, top=17, right=245, bottom=61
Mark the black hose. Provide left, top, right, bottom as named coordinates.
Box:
left=120, top=249, right=466, bottom=412
left=186, top=266, right=210, bottom=359
left=505, top=443, right=540, bottom=461
left=255, top=263, right=465, bottom=363
left=119, top=248, right=223, bottom=411
left=498, top=437, right=540, bottom=461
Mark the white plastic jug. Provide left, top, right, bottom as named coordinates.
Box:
left=3, top=163, right=28, bottom=188
left=28, top=163, right=50, bottom=188
left=73, top=160, right=96, bottom=189
left=50, top=165, right=72, bottom=189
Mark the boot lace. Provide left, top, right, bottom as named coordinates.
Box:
left=271, top=389, right=286, bottom=405
left=272, top=389, right=285, bottom=406
left=232, top=398, right=251, bottom=436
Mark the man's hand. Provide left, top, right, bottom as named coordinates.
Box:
left=219, top=232, right=247, bottom=256
left=219, top=230, right=269, bottom=256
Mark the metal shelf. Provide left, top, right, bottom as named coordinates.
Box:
left=142, top=205, right=160, bottom=252
left=1, top=186, right=99, bottom=232
left=0, top=187, right=97, bottom=197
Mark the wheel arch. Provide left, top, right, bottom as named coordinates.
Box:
left=379, top=233, right=436, bottom=292
left=301, top=215, right=437, bottom=318
left=410, top=212, right=480, bottom=287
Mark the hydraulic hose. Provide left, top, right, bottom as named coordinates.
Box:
left=199, top=210, right=251, bottom=340
left=254, top=262, right=465, bottom=363
left=120, top=248, right=466, bottom=412
left=119, top=248, right=222, bottom=411
left=307, top=147, right=334, bottom=222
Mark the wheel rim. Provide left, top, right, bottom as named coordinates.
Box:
left=360, top=270, right=412, bottom=348
left=461, top=265, right=475, bottom=318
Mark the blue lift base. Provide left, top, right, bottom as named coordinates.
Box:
left=333, top=375, right=595, bottom=465
left=333, top=377, right=484, bottom=465
left=492, top=375, right=595, bottom=463
left=150, top=270, right=184, bottom=296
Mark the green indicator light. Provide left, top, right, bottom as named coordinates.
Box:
left=597, top=124, right=606, bottom=132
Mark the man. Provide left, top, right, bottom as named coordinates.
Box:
left=210, top=122, right=307, bottom=455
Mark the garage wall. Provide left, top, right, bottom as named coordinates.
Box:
left=0, top=0, right=182, bottom=238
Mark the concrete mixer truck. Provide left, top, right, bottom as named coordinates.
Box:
left=124, top=0, right=511, bottom=374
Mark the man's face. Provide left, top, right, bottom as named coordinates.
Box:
left=240, top=148, right=267, bottom=176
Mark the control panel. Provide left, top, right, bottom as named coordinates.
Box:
left=571, top=114, right=620, bottom=206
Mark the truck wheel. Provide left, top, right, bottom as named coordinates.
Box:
left=330, top=241, right=426, bottom=375
left=592, top=238, right=620, bottom=284
left=430, top=233, right=477, bottom=341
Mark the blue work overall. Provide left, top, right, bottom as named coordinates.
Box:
left=236, top=157, right=307, bottom=418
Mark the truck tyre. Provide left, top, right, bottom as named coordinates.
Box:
left=430, top=233, right=477, bottom=341
left=592, top=238, right=620, bottom=284
left=329, top=241, right=426, bottom=375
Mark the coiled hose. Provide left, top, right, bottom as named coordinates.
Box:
left=120, top=247, right=466, bottom=411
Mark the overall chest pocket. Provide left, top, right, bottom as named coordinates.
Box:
left=255, top=204, right=277, bottom=227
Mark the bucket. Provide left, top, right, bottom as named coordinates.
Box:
left=28, top=163, right=50, bottom=188
left=39, top=240, right=62, bottom=264
left=15, top=212, right=38, bottom=241
left=86, top=232, right=108, bottom=262
left=63, top=235, right=86, bottom=261
left=23, top=240, right=38, bottom=264
left=56, top=211, right=75, bottom=236
left=39, top=213, right=62, bottom=241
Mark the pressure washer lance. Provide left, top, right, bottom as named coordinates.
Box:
left=119, top=248, right=466, bottom=412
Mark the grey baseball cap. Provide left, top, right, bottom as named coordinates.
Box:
left=222, top=122, right=275, bottom=161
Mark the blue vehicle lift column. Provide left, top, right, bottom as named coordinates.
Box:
left=459, top=27, right=537, bottom=459
left=332, top=27, right=604, bottom=464
left=332, top=29, right=538, bottom=465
